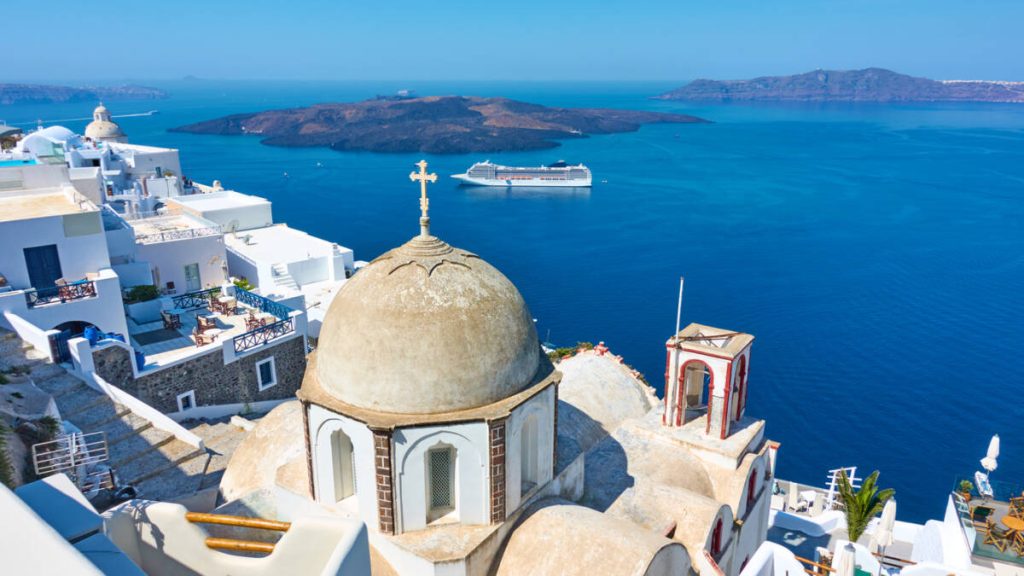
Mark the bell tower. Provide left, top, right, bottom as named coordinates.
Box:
left=663, top=323, right=754, bottom=439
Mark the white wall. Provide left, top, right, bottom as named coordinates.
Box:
left=0, top=269, right=128, bottom=337
left=138, top=235, right=225, bottom=293
left=171, top=195, right=273, bottom=232
left=68, top=168, right=102, bottom=205
left=393, top=421, right=489, bottom=533
left=225, top=248, right=263, bottom=288
left=308, top=404, right=379, bottom=530
left=0, top=210, right=109, bottom=290
left=505, top=387, right=556, bottom=514
left=287, top=256, right=329, bottom=286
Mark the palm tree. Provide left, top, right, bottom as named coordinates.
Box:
left=836, top=470, right=895, bottom=543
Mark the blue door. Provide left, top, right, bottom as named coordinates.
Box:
left=23, top=245, right=62, bottom=289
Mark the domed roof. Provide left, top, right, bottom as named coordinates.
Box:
left=311, top=232, right=541, bottom=415
left=85, top=103, right=125, bottom=141
left=85, top=120, right=125, bottom=140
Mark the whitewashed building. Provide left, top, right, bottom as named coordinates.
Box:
left=0, top=162, right=128, bottom=361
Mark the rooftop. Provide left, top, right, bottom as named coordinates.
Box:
left=170, top=190, right=270, bottom=212
left=0, top=189, right=94, bottom=222
left=225, top=224, right=338, bottom=264
left=671, top=323, right=755, bottom=358
left=127, top=212, right=221, bottom=244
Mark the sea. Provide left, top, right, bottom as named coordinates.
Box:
left=4, top=80, right=1024, bottom=523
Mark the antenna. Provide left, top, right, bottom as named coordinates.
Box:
left=675, top=276, right=685, bottom=340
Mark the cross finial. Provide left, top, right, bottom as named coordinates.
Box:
left=409, top=160, right=438, bottom=237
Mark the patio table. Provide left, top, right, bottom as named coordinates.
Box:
left=1003, top=516, right=1024, bottom=531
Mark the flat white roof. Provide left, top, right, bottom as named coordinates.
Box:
left=225, top=224, right=344, bottom=263
left=170, top=190, right=270, bottom=212
left=0, top=189, right=93, bottom=222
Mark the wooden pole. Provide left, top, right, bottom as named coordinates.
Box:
left=185, top=512, right=291, bottom=532
left=205, top=537, right=275, bottom=554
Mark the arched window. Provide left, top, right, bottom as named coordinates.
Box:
left=330, top=429, right=356, bottom=502
left=711, top=517, right=723, bottom=556
left=746, top=470, right=758, bottom=510
left=520, top=414, right=540, bottom=496
left=735, top=356, right=748, bottom=421
left=426, top=444, right=456, bottom=523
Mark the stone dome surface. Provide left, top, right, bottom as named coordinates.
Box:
left=85, top=120, right=125, bottom=140
left=312, top=233, right=541, bottom=415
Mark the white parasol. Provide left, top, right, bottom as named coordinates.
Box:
left=981, top=434, right=1000, bottom=473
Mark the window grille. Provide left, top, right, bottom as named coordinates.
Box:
left=428, top=448, right=453, bottom=511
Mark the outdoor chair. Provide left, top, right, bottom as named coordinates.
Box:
left=161, top=310, right=181, bottom=330
left=786, top=482, right=808, bottom=513
left=983, top=519, right=1012, bottom=553
left=193, top=327, right=216, bottom=347
left=972, top=505, right=996, bottom=527
left=197, top=315, right=216, bottom=333
left=1009, top=495, right=1024, bottom=518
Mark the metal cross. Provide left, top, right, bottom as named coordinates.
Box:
left=409, top=160, right=438, bottom=236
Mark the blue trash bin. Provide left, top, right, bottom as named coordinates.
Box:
left=83, top=326, right=100, bottom=345
left=134, top=350, right=146, bottom=371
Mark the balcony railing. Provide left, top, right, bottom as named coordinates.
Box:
left=135, top=225, right=221, bottom=244
left=234, top=287, right=291, bottom=320
left=24, top=280, right=97, bottom=308
left=171, top=287, right=220, bottom=311
left=233, top=317, right=295, bottom=354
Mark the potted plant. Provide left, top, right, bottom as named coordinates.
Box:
left=124, top=285, right=163, bottom=323
left=837, top=469, right=895, bottom=543
left=959, top=479, right=974, bottom=502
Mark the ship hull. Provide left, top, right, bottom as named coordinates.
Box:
left=452, top=174, right=592, bottom=187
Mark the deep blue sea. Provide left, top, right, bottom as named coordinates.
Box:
left=5, top=81, right=1024, bottom=523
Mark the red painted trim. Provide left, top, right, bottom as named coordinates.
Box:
left=735, top=355, right=748, bottom=421
left=679, top=359, right=712, bottom=430
left=666, top=342, right=740, bottom=362
left=720, top=361, right=733, bottom=440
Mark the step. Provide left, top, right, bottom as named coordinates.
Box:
left=73, top=403, right=132, bottom=432
left=58, top=386, right=109, bottom=417
left=32, top=373, right=86, bottom=399
left=107, top=420, right=153, bottom=447
left=122, top=442, right=207, bottom=487
left=109, top=433, right=174, bottom=469
left=27, top=362, right=67, bottom=380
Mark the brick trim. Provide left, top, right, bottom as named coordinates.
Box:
left=373, top=429, right=396, bottom=534
left=301, top=400, right=314, bottom=499
left=489, top=418, right=507, bottom=524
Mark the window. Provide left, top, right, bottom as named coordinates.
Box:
left=711, top=517, right=723, bottom=556
left=426, top=445, right=455, bottom=522
left=747, top=472, right=758, bottom=510
left=520, top=414, right=539, bottom=495
left=184, top=262, right=201, bottom=292
left=176, top=390, right=196, bottom=412
left=331, top=430, right=356, bottom=502
left=256, top=358, right=277, bottom=391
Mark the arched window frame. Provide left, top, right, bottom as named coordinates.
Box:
left=711, top=517, right=724, bottom=556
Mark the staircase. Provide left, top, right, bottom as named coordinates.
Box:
left=271, top=263, right=299, bottom=291
left=0, top=330, right=209, bottom=501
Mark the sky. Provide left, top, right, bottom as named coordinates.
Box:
left=6, top=0, right=1023, bottom=83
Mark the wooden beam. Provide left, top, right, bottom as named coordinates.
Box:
left=205, top=537, right=275, bottom=554
left=185, top=512, right=291, bottom=532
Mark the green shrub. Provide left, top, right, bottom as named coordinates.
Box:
left=125, top=284, right=159, bottom=303
left=37, top=416, right=61, bottom=440
left=233, top=277, right=255, bottom=291
left=576, top=341, right=594, bottom=351
left=0, top=423, right=14, bottom=489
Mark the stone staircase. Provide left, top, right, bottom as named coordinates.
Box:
left=0, top=330, right=210, bottom=501
left=271, top=263, right=299, bottom=291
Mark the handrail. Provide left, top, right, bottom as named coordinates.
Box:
left=234, top=287, right=292, bottom=320
left=24, top=280, right=97, bottom=308
left=794, top=555, right=834, bottom=573
left=185, top=512, right=291, bottom=532
left=233, top=317, right=294, bottom=354
left=171, top=287, right=220, bottom=311
left=204, top=537, right=275, bottom=554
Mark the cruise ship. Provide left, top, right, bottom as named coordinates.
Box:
left=452, top=160, right=592, bottom=187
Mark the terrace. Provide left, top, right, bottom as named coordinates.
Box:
left=953, top=476, right=1024, bottom=567
left=127, top=287, right=296, bottom=368
left=123, top=212, right=221, bottom=245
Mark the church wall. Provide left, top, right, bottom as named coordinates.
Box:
left=392, top=422, right=489, bottom=533
left=306, top=404, right=378, bottom=529
left=91, top=335, right=305, bottom=414
left=504, top=386, right=556, bottom=514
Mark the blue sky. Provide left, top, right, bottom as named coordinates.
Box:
left=8, top=0, right=1023, bottom=82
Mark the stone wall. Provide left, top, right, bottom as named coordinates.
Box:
left=92, top=336, right=306, bottom=414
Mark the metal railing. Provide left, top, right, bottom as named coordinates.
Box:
left=135, top=225, right=221, bottom=244
left=32, top=431, right=110, bottom=480
left=235, top=287, right=292, bottom=320
left=24, top=280, right=97, bottom=308
left=171, top=287, right=220, bottom=311
left=233, top=317, right=294, bottom=353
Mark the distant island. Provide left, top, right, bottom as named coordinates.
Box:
left=656, top=68, right=1024, bottom=103
left=170, top=95, right=708, bottom=154
left=0, top=83, right=167, bottom=105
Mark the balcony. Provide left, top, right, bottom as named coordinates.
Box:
left=953, top=476, right=1024, bottom=566
left=24, top=280, right=98, bottom=309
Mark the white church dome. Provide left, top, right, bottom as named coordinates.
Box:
left=311, top=233, right=541, bottom=415
left=85, top=103, right=126, bottom=141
